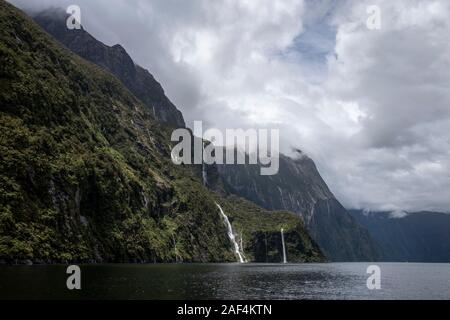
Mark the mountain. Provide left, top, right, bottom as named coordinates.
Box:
left=33, top=8, right=185, bottom=128
left=216, top=195, right=324, bottom=263
left=217, top=150, right=380, bottom=261
left=350, top=210, right=450, bottom=262
left=0, top=0, right=323, bottom=264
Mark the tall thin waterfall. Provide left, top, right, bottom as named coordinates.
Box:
left=239, top=231, right=244, bottom=253
left=201, top=143, right=208, bottom=186
left=202, top=162, right=208, bottom=186
left=215, top=203, right=245, bottom=263
left=281, top=228, right=287, bottom=264
left=172, top=234, right=179, bottom=263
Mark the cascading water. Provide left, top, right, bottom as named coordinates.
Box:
left=172, top=234, right=178, bottom=263
left=202, top=162, right=208, bottom=186
left=201, top=142, right=208, bottom=186
left=281, top=228, right=287, bottom=263
left=215, top=203, right=245, bottom=263
left=239, top=231, right=244, bottom=253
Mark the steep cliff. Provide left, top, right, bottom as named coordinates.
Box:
left=218, top=150, right=380, bottom=261
left=0, top=1, right=323, bottom=264
left=216, top=195, right=325, bottom=263
left=33, top=8, right=185, bottom=128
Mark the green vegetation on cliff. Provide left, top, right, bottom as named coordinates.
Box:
left=0, top=0, right=324, bottom=264
left=0, top=0, right=233, bottom=263
left=216, top=195, right=325, bottom=262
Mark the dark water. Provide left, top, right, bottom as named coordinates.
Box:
left=0, top=263, right=449, bottom=300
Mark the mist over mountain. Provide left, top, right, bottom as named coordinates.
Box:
left=33, top=8, right=185, bottom=128
left=217, top=150, right=380, bottom=261
left=21, top=6, right=382, bottom=263
left=350, top=210, right=450, bottom=262
left=3, top=0, right=450, bottom=305
left=0, top=0, right=324, bottom=264
left=3, top=0, right=449, bottom=266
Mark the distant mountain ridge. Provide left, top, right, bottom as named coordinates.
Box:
left=217, top=150, right=380, bottom=261
left=33, top=8, right=185, bottom=128
left=350, top=210, right=450, bottom=262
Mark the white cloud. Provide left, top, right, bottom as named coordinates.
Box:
left=8, top=0, right=450, bottom=212
left=389, top=210, right=408, bottom=219
left=318, top=0, right=450, bottom=212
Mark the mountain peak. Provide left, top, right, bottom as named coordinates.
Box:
left=32, top=8, right=185, bottom=128
left=112, top=43, right=126, bottom=52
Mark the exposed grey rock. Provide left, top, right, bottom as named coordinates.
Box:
left=217, top=150, right=380, bottom=261
left=33, top=8, right=185, bottom=128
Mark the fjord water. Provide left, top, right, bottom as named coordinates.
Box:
left=1, top=263, right=449, bottom=300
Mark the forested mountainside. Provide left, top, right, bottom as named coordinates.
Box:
left=33, top=8, right=185, bottom=128
left=0, top=0, right=323, bottom=264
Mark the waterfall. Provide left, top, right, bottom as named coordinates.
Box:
left=202, top=162, right=208, bottom=186
left=172, top=234, right=180, bottom=263
left=201, top=142, right=208, bottom=186
left=215, top=203, right=245, bottom=263
left=239, top=231, right=244, bottom=253
left=281, top=228, right=287, bottom=264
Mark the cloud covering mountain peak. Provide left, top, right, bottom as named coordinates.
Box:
left=9, top=0, right=450, bottom=212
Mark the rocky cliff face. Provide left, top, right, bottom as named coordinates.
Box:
left=216, top=195, right=325, bottom=263
left=0, top=1, right=323, bottom=264
left=218, top=150, right=380, bottom=261
left=350, top=210, right=450, bottom=262
left=32, top=9, right=185, bottom=128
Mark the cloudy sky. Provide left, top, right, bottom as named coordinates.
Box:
left=9, top=0, right=450, bottom=213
